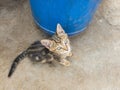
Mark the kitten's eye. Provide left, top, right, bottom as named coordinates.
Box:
left=57, top=47, right=62, bottom=50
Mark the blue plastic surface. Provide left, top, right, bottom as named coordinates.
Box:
left=30, top=0, right=101, bottom=36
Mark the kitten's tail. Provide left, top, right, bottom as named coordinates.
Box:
left=8, top=50, right=28, bottom=77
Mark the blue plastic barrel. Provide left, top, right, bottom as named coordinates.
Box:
left=30, top=0, right=101, bottom=36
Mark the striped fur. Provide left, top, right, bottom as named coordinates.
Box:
left=8, top=50, right=28, bottom=77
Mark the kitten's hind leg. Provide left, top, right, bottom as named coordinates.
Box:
left=28, top=54, right=43, bottom=62
left=46, top=53, right=54, bottom=63
left=41, top=59, right=47, bottom=63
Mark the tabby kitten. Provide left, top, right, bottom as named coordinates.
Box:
left=41, top=24, right=72, bottom=66
left=8, top=24, right=72, bottom=77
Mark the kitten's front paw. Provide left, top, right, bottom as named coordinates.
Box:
left=69, top=52, right=73, bottom=57
left=60, top=59, right=70, bottom=66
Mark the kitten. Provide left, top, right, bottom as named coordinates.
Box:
left=8, top=24, right=72, bottom=77
left=41, top=24, right=72, bottom=66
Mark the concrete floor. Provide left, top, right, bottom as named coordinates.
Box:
left=0, top=0, right=120, bottom=90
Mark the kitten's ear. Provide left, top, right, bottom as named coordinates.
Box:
left=56, top=23, right=65, bottom=35
left=41, top=39, right=52, bottom=49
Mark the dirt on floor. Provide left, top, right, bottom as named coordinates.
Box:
left=0, top=0, right=120, bottom=90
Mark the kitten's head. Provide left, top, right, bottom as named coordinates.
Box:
left=41, top=24, right=72, bottom=57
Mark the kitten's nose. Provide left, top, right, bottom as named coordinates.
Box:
left=63, top=46, right=68, bottom=51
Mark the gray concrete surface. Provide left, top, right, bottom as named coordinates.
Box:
left=0, top=0, right=120, bottom=90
